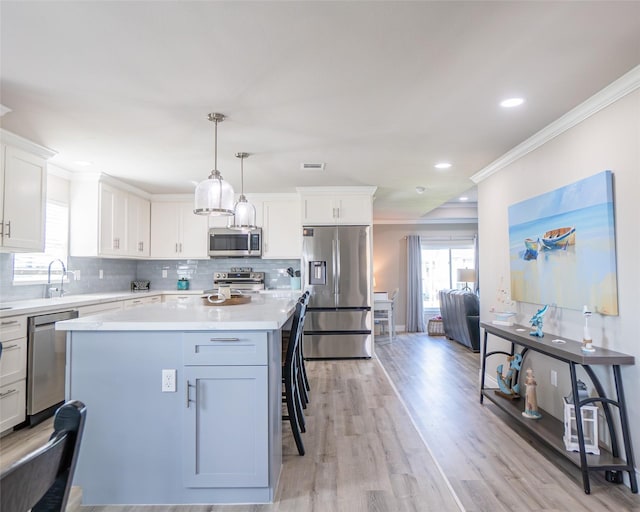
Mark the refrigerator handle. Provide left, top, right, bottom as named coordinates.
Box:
left=335, top=238, right=341, bottom=295
left=332, top=239, right=338, bottom=298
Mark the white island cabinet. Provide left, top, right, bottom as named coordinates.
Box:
left=56, top=295, right=295, bottom=505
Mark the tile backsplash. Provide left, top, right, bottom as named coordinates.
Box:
left=0, top=253, right=300, bottom=302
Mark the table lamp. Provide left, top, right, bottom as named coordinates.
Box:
left=457, top=268, right=475, bottom=291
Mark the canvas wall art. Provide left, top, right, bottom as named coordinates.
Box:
left=508, top=170, right=618, bottom=315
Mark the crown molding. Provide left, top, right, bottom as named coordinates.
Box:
left=0, top=128, right=57, bottom=159
left=471, top=64, right=640, bottom=184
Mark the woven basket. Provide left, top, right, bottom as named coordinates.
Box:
left=427, top=318, right=445, bottom=336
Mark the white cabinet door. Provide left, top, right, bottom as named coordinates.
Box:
left=127, top=194, right=150, bottom=257
left=99, top=183, right=128, bottom=255
left=302, top=194, right=372, bottom=225
left=179, top=202, right=208, bottom=258
left=150, top=202, right=208, bottom=259
left=1, top=145, right=47, bottom=251
left=263, top=199, right=301, bottom=259
left=150, top=202, right=181, bottom=257
left=183, top=365, right=269, bottom=488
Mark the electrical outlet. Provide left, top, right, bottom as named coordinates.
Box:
left=162, top=269, right=168, bottom=278
left=550, top=370, right=558, bottom=387
left=162, top=369, right=177, bottom=392
left=99, top=269, right=104, bottom=279
left=75, top=270, right=81, bottom=280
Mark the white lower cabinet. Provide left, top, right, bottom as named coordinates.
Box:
left=183, top=365, right=269, bottom=487
left=0, top=379, right=26, bottom=432
left=0, top=315, right=27, bottom=431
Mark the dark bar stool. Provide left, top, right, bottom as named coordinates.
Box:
left=0, top=400, right=87, bottom=512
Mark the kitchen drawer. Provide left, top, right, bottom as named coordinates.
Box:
left=183, top=332, right=268, bottom=366
left=0, top=378, right=26, bottom=432
left=124, top=296, right=161, bottom=308
left=78, top=301, right=124, bottom=317
left=0, top=336, right=27, bottom=386
left=0, top=316, right=27, bottom=342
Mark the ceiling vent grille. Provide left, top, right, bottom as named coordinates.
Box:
left=300, top=162, right=325, bottom=171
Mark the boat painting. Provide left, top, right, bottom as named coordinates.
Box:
left=540, top=226, right=575, bottom=249
left=508, top=171, right=618, bottom=315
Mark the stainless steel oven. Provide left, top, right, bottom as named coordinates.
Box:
left=208, top=227, right=262, bottom=258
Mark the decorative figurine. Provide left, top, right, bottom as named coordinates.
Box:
left=522, top=368, right=542, bottom=420
left=495, top=353, right=523, bottom=399
left=581, top=305, right=596, bottom=352
left=529, top=304, right=549, bottom=337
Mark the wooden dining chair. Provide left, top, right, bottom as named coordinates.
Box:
left=0, top=400, right=87, bottom=512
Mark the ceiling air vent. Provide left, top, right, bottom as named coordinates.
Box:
left=300, top=162, right=325, bottom=171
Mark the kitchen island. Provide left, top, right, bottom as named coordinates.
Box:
left=56, top=293, right=298, bottom=505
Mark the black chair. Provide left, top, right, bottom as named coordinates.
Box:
left=297, top=291, right=311, bottom=404
left=0, top=400, right=87, bottom=512
left=282, top=297, right=308, bottom=455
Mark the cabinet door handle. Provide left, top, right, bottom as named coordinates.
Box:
left=175, top=243, right=179, bottom=253
left=186, top=380, right=194, bottom=408
left=2, top=344, right=19, bottom=350
left=209, top=337, right=241, bottom=342
left=179, top=243, right=183, bottom=253
left=1, top=320, right=19, bottom=326
left=4, top=221, right=10, bottom=238
left=0, top=388, right=17, bottom=398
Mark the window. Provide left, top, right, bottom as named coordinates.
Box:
left=421, top=240, right=475, bottom=309
left=13, top=201, right=69, bottom=283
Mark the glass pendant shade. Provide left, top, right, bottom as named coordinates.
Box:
left=194, top=170, right=235, bottom=215
left=229, top=152, right=257, bottom=230
left=193, top=112, right=235, bottom=216
left=229, top=195, right=257, bottom=230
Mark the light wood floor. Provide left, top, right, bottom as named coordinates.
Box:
left=0, top=355, right=462, bottom=512
left=3, top=333, right=639, bottom=511
left=375, top=332, right=640, bottom=512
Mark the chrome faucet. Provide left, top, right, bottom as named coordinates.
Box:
left=46, top=259, right=66, bottom=298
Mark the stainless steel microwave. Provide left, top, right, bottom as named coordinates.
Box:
left=208, top=227, right=262, bottom=258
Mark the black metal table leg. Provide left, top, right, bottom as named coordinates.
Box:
left=613, top=365, right=638, bottom=493
left=480, top=329, right=488, bottom=404
left=569, top=362, right=591, bottom=494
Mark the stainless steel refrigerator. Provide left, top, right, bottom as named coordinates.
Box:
left=302, top=225, right=372, bottom=358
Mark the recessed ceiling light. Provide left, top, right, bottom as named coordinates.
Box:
left=459, top=196, right=469, bottom=201
left=500, top=97, right=525, bottom=108
left=434, top=162, right=451, bottom=170
left=74, top=160, right=93, bottom=167
left=416, top=186, right=426, bottom=194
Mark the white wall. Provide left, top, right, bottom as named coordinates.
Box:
left=477, top=89, right=639, bottom=480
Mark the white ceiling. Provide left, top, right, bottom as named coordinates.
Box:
left=1, top=1, right=639, bottom=221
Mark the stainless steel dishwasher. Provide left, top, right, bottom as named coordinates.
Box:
left=27, top=309, right=78, bottom=426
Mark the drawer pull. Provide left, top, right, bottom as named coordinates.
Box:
left=209, top=337, right=241, bottom=342
left=0, top=388, right=17, bottom=398
left=2, top=344, right=18, bottom=350
left=1, top=320, right=19, bottom=326
left=186, top=380, right=195, bottom=408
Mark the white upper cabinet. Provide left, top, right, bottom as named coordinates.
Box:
left=297, top=187, right=377, bottom=225
left=127, top=194, right=150, bottom=257
left=70, top=174, right=150, bottom=259
left=262, top=196, right=301, bottom=259
left=150, top=201, right=208, bottom=259
left=0, top=131, right=55, bottom=252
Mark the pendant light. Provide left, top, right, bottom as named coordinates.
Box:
left=193, top=113, right=235, bottom=216
left=228, top=152, right=257, bottom=230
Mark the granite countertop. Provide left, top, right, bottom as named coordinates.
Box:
left=56, top=293, right=298, bottom=331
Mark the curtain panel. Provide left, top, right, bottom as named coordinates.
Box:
left=406, top=235, right=426, bottom=332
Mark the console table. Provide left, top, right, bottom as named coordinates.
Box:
left=480, top=322, right=637, bottom=494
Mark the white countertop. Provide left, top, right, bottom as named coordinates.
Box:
left=55, top=293, right=298, bottom=331
left=0, top=289, right=301, bottom=319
